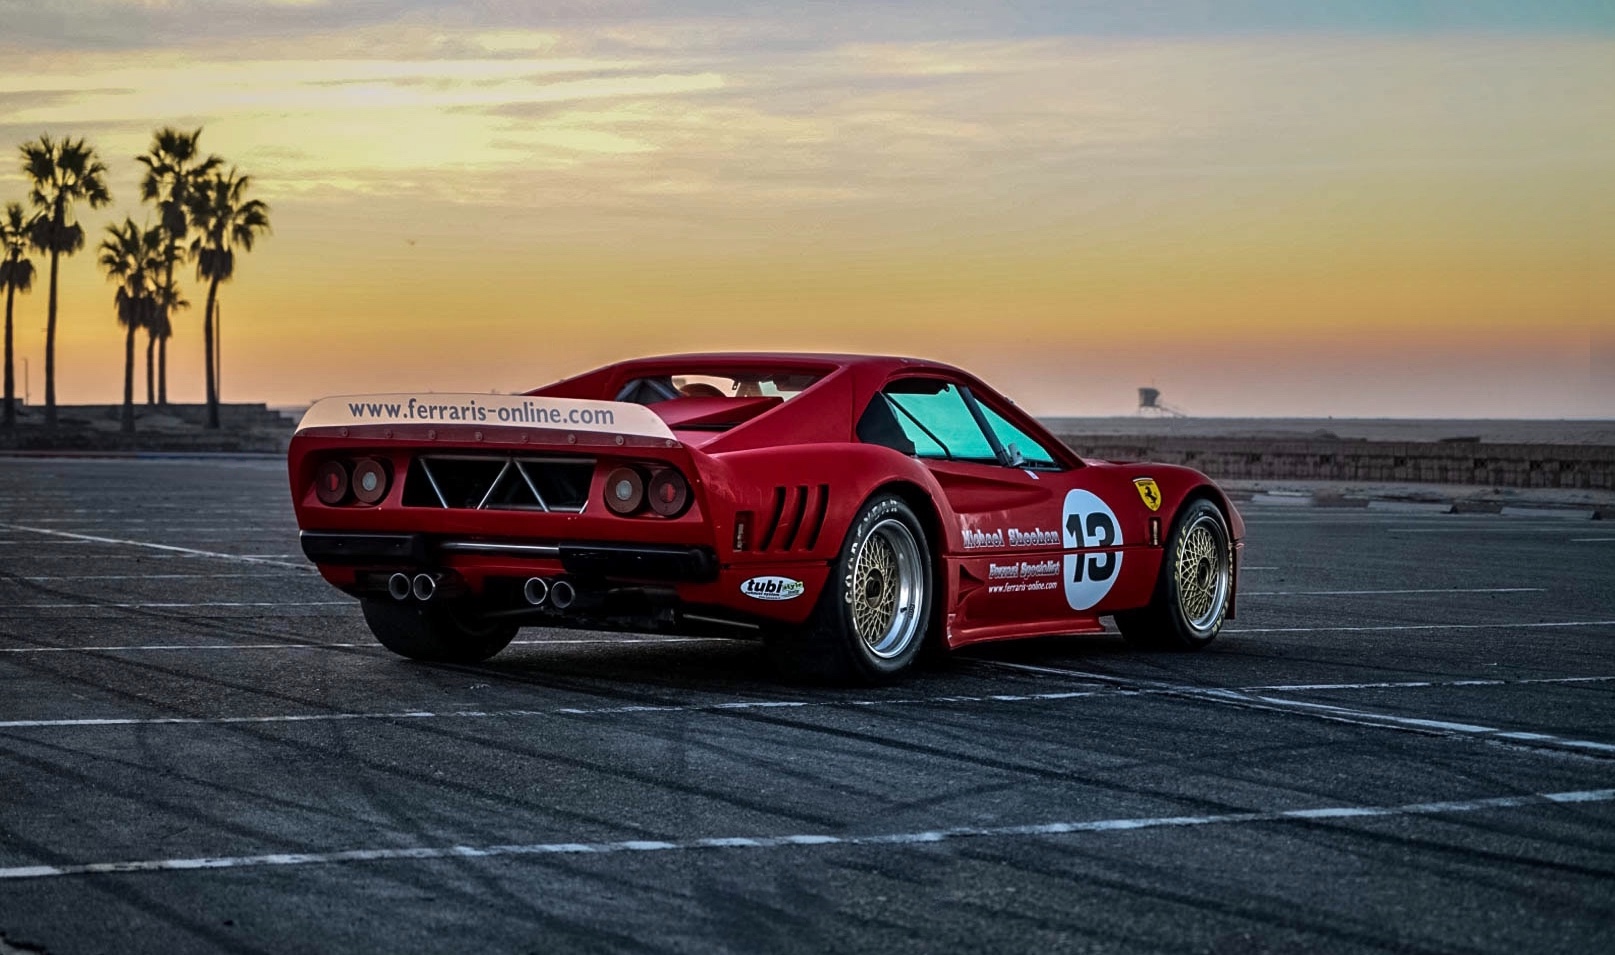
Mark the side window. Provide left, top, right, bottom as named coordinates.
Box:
left=872, top=380, right=998, bottom=463
left=975, top=400, right=1060, bottom=469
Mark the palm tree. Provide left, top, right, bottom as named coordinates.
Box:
left=20, top=135, right=112, bottom=429
left=1, top=203, right=36, bottom=430
left=136, top=127, right=219, bottom=406
left=98, top=219, right=162, bottom=435
left=187, top=167, right=269, bottom=430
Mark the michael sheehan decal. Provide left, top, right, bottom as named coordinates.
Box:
left=1061, top=489, right=1123, bottom=611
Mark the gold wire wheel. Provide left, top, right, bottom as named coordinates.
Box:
left=1174, top=512, right=1230, bottom=634
left=850, top=517, right=925, bottom=659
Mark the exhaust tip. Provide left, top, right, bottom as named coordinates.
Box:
left=522, top=576, right=550, bottom=606
left=549, top=578, right=576, bottom=610
left=387, top=573, right=412, bottom=601
left=411, top=573, right=437, bottom=602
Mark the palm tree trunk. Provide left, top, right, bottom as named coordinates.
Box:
left=159, top=255, right=173, bottom=405
left=121, top=322, right=135, bottom=435
left=145, top=330, right=155, bottom=405
left=44, top=248, right=58, bottom=429
left=203, top=276, right=219, bottom=429
left=3, top=277, right=15, bottom=430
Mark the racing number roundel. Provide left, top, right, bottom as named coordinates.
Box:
left=1062, top=489, right=1123, bottom=611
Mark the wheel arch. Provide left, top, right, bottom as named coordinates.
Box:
left=865, top=478, right=951, bottom=650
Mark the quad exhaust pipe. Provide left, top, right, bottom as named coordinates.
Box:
left=387, top=573, right=411, bottom=601
left=549, top=578, right=577, bottom=610
left=411, top=573, right=437, bottom=602
left=522, top=576, right=550, bottom=607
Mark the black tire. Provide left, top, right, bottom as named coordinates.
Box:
left=361, top=598, right=518, bottom=663
left=766, top=494, right=934, bottom=684
left=1115, top=498, right=1232, bottom=651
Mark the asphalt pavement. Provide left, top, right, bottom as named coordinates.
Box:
left=1, top=457, right=1612, bottom=954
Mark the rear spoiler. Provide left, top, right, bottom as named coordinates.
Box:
left=295, top=393, right=676, bottom=441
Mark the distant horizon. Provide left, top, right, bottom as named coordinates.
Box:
left=14, top=398, right=1609, bottom=425
left=1, top=2, right=1610, bottom=418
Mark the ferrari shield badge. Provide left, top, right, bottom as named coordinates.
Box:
left=1133, top=477, right=1162, bottom=511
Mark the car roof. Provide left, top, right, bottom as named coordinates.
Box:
left=604, top=352, right=969, bottom=379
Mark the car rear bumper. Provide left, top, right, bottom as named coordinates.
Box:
left=300, top=531, right=719, bottom=583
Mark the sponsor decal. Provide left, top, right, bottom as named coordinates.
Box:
left=986, top=558, right=1063, bottom=594
left=295, top=393, right=675, bottom=440
left=961, top=526, right=1062, bottom=549
left=962, top=528, right=1004, bottom=549
left=1134, top=477, right=1162, bottom=512
left=741, top=576, right=805, bottom=601
left=987, top=559, right=1061, bottom=580
left=1062, top=490, right=1124, bottom=611
left=1007, top=527, right=1061, bottom=547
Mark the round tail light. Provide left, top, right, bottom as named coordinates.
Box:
left=604, top=466, right=646, bottom=515
left=647, top=468, right=691, bottom=518
left=314, top=460, right=350, bottom=506
left=351, top=458, right=389, bottom=505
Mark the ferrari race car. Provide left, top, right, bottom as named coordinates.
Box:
left=290, top=354, right=1243, bottom=682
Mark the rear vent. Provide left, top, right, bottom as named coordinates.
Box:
left=403, top=455, right=594, bottom=513
left=756, top=484, right=829, bottom=553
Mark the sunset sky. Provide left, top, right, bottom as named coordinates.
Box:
left=0, top=1, right=1611, bottom=417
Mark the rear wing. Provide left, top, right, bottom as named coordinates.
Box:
left=295, top=394, right=676, bottom=441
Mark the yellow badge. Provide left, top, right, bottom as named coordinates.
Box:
left=1133, top=477, right=1162, bottom=511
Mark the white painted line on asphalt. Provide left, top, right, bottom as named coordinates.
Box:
left=4, top=528, right=285, bottom=535
left=1386, top=528, right=1583, bottom=534
left=1234, top=695, right=1615, bottom=755
left=0, top=601, right=349, bottom=610
left=980, top=661, right=1615, bottom=756
left=7, top=517, right=287, bottom=526
left=1243, top=587, right=1544, bottom=597
left=2, top=787, right=1610, bottom=881
left=1246, top=675, right=1615, bottom=692
left=0, top=689, right=1115, bottom=729
left=1229, top=619, right=1615, bottom=635
left=1571, top=538, right=1615, bottom=543
left=7, top=669, right=1612, bottom=731
left=5, top=573, right=307, bottom=581
left=0, top=553, right=260, bottom=561
left=0, top=540, right=93, bottom=546
left=0, top=524, right=308, bottom=569
left=0, top=637, right=727, bottom=654
left=1240, top=566, right=1278, bottom=571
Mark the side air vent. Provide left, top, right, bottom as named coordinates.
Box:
left=756, top=484, right=830, bottom=553
left=403, top=455, right=594, bottom=513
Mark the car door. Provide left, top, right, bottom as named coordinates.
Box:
left=969, top=393, right=1142, bottom=622
left=866, top=378, right=1075, bottom=636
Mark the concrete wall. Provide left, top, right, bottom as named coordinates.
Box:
left=23, top=403, right=296, bottom=429
left=1052, top=434, right=1615, bottom=490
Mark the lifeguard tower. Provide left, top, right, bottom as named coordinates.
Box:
left=1138, top=386, right=1187, bottom=417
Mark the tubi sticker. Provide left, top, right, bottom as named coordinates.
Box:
left=741, top=576, right=805, bottom=601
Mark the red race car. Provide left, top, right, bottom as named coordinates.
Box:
left=289, top=353, right=1243, bottom=682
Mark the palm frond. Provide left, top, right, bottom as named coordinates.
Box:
left=1, top=202, right=38, bottom=290
left=19, top=134, right=114, bottom=254
left=188, top=166, right=270, bottom=283
left=0, top=258, right=35, bottom=293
